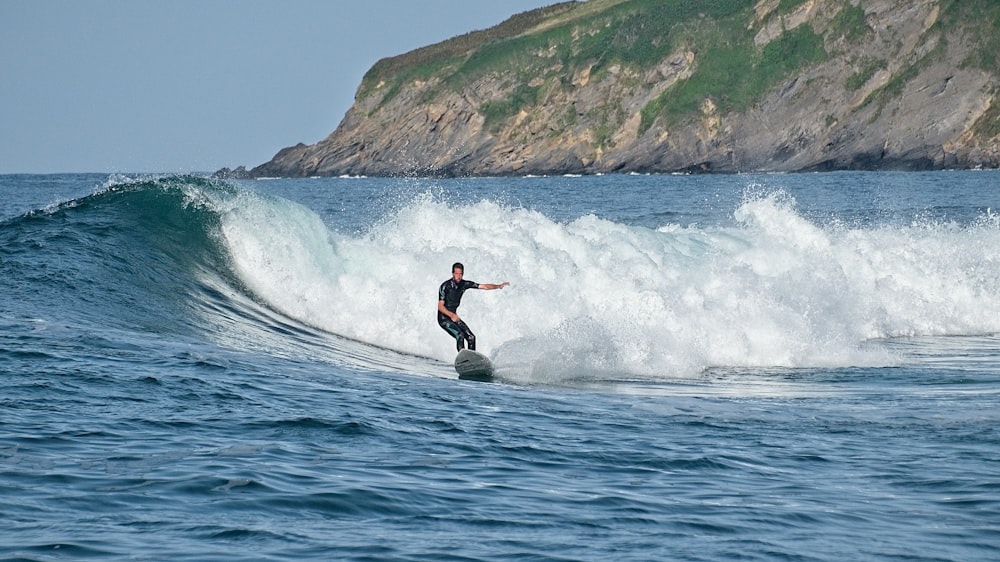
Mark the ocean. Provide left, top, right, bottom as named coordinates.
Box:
left=1, top=171, right=998, bottom=561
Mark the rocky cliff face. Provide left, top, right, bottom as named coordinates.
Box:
left=246, top=0, right=1000, bottom=177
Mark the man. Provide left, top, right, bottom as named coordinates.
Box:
left=437, top=262, right=509, bottom=352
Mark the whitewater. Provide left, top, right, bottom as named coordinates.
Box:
left=1, top=171, right=998, bottom=561
left=220, top=173, right=1000, bottom=381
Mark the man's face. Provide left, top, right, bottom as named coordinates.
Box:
left=452, top=268, right=463, bottom=282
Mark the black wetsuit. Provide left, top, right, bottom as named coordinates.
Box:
left=438, top=278, right=479, bottom=351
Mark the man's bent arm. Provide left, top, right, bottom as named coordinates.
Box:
left=438, top=299, right=459, bottom=322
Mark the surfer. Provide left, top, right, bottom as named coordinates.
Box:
left=438, top=262, right=509, bottom=352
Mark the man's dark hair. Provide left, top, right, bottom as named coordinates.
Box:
left=452, top=262, right=464, bottom=273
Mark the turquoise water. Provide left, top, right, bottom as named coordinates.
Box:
left=1, top=171, right=998, bottom=560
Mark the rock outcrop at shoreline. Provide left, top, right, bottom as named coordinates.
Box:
left=236, top=0, right=1000, bottom=178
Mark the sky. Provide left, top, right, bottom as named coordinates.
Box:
left=1, top=0, right=557, bottom=173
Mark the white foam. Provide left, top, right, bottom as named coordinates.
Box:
left=216, top=188, right=1000, bottom=381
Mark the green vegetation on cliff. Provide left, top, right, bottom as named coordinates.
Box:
left=358, top=1, right=579, bottom=98
left=267, top=0, right=1000, bottom=179
left=640, top=23, right=827, bottom=133
left=360, top=0, right=842, bottom=133
left=942, top=0, right=1000, bottom=74
left=360, top=0, right=1000, bottom=133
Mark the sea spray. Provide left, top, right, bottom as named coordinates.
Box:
left=215, top=186, right=1000, bottom=382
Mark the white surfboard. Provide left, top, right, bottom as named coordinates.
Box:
left=454, top=349, right=494, bottom=380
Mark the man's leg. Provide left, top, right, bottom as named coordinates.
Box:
left=456, top=320, right=476, bottom=351
left=439, top=318, right=466, bottom=351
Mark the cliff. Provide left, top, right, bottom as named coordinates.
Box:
left=244, top=0, right=1000, bottom=177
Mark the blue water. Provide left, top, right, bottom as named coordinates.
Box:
left=1, top=171, right=999, bottom=561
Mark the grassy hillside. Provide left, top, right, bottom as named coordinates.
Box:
left=357, top=1, right=581, bottom=100
left=638, top=12, right=827, bottom=132
left=338, top=0, right=1000, bottom=170
left=250, top=0, right=1000, bottom=177
left=943, top=0, right=1000, bottom=139
left=354, top=0, right=999, bottom=149
left=358, top=0, right=837, bottom=129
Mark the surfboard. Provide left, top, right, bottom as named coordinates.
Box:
left=454, top=349, right=494, bottom=381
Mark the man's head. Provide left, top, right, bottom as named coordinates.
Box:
left=452, top=262, right=464, bottom=282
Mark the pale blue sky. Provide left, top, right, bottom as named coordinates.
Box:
left=1, top=1, right=555, bottom=173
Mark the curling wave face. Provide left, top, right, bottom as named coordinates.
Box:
left=7, top=174, right=996, bottom=384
